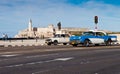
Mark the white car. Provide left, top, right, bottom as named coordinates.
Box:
left=45, top=34, right=70, bottom=45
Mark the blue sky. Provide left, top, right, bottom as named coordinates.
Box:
left=0, top=0, right=120, bottom=37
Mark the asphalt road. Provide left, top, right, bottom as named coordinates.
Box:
left=0, top=45, right=120, bottom=74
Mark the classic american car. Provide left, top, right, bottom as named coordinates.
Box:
left=69, top=30, right=117, bottom=47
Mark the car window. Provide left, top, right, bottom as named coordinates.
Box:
left=82, top=32, right=95, bottom=36
left=61, top=34, right=65, bottom=37
left=54, top=34, right=70, bottom=38
left=54, top=34, right=60, bottom=37
left=96, top=32, right=105, bottom=36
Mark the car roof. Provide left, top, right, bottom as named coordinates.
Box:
left=84, top=30, right=107, bottom=35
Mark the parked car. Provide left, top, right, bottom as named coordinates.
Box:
left=45, top=34, right=70, bottom=45
left=69, top=30, right=117, bottom=47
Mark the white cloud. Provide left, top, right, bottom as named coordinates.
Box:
left=0, top=0, right=120, bottom=37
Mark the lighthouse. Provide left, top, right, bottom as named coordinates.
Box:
left=28, top=19, right=32, bottom=31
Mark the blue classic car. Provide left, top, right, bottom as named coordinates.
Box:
left=69, top=30, right=117, bottom=47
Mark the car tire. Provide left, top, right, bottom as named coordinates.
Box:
left=72, top=44, right=78, bottom=47
left=47, top=43, right=51, bottom=45
left=53, top=40, right=58, bottom=45
left=95, top=44, right=99, bottom=46
left=105, top=40, right=111, bottom=46
left=83, top=40, right=90, bottom=47
left=63, top=43, right=67, bottom=45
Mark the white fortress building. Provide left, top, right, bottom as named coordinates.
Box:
left=15, top=19, right=89, bottom=38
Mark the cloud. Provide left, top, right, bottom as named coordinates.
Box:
left=0, top=0, right=120, bottom=37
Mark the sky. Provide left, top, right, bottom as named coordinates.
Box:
left=0, top=0, right=120, bottom=37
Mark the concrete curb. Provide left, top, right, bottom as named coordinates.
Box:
left=1, top=44, right=46, bottom=47
left=0, top=39, right=46, bottom=47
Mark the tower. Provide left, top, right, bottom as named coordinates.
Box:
left=28, top=19, right=32, bottom=31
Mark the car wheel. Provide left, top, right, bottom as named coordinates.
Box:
left=63, top=43, right=67, bottom=45
left=47, top=43, right=51, bottom=45
left=53, top=40, right=58, bottom=45
left=72, top=44, right=78, bottom=47
left=105, top=40, right=111, bottom=46
left=83, top=40, right=90, bottom=47
left=95, top=44, right=99, bottom=46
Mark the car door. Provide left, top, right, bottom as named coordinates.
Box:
left=86, top=32, right=100, bottom=44
left=64, top=34, right=70, bottom=43
left=59, top=34, right=70, bottom=43
left=59, top=34, right=66, bottom=43
left=87, top=32, right=104, bottom=44
left=94, top=32, right=105, bottom=44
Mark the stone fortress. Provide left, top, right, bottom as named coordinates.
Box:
left=15, top=19, right=89, bottom=38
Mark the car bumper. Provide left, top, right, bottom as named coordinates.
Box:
left=69, top=40, right=80, bottom=45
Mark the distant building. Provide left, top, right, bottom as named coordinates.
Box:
left=15, top=19, right=89, bottom=38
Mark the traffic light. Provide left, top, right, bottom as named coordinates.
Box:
left=94, top=16, right=98, bottom=24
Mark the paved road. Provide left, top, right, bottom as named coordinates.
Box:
left=0, top=45, right=120, bottom=74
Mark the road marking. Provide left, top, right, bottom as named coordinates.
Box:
left=31, top=57, right=73, bottom=74
left=0, top=57, right=74, bottom=69
left=0, top=52, right=13, bottom=54
left=54, top=57, right=74, bottom=61
left=0, top=53, right=59, bottom=62
left=7, top=64, right=24, bottom=68
left=0, top=54, right=21, bottom=62
left=1, top=54, right=19, bottom=57
left=32, top=70, right=51, bottom=74
left=25, top=53, right=59, bottom=58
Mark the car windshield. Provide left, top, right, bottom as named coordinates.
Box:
left=82, top=32, right=95, bottom=36
left=96, top=32, right=106, bottom=36
left=54, top=34, right=61, bottom=37
left=54, top=34, right=70, bottom=37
